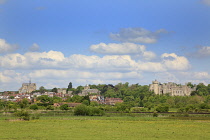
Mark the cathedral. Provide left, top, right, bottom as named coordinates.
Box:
left=19, top=80, right=36, bottom=94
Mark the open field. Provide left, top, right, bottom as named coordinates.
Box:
left=0, top=115, right=210, bottom=140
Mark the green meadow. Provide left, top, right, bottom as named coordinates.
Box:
left=0, top=115, right=210, bottom=140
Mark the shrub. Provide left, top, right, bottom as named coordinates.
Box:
left=153, top=111, right=158, bottom=117
left=89, top=107, right=105, bottom=116
left=46, top=105, right=54, bottom=110
left=74, top=104, right=105, bottom=116
left=155, top=104, right=169, bottom=112
left=177, top=107, right=185, bottom=113
left=60, top=104, right=69, bottom=110
left=14, top=110, right=30, bottom=121
left=74, top=104, right=89, bottom=116
left=130, top=107, right=146, bottom=112
left=29, top=104, right=39, bottom=110
left=90, top=101, right=99, bottom=107
left=82, top=100, right=90, bottom=106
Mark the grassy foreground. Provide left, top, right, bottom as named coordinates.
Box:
left=0, top=115, right=210, bottom=140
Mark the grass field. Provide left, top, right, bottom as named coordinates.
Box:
left=0, top=115, right=210, bottom=140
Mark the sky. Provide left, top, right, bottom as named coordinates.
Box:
left=0, top=0, right=210, bottom=91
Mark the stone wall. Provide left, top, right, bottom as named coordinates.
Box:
left=149, top=80, right=195, bottom=96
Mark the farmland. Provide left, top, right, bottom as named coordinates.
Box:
left=0, top=114, right=210, bottom=140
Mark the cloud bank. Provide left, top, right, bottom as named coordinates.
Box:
left=0, top=39, right=18, bottom=54
left=110, top=28, right=168, bottom=43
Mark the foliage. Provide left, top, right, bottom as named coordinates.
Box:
left=19, top=98, right=29, bottom=109
left=74, top=104, right=90, bottom=116
left=90, top=101, right=99, bottom=106
left=74, top=104, right=104, bottom=116
left=51, top=87, right=58, bottom=93
left=155, top=104, right=169, bottom=112
left=37, top=95, right=52, bottom=105
left=60, top=104, right=69, bottom=110
left=39, top=86, right=47, bottom=94
left=14, top=110, right=30, bottom=120
left=82, top=100, right=90, bottom=106
left=9, top=96, right=14, bottom=99
left=29, top=104, right=39, bottom=110
left=153, top=111, right=158, bottom=117
left=46, top=105, right=54, bottom=110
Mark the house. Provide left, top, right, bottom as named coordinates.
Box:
left=89, top=95, right=104, bottom=103
left=104, top=98, right=123, bottom=105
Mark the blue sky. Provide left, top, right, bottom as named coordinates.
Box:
left=0, top=0, right=210, bottom=91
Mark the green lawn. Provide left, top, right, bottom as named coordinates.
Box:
left=0, top=116, right=210, bottom=140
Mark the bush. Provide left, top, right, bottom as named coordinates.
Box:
left=130, top=107, right=146, bottom=112
left=46, top=105, right=54, bottom=110
left=14, top=110, right=30, bottom=120
left=82, top=100, right=90, bottom=106
left=89, top=107, right=105, bottom=116
left=74, top=104, right=105, bottom=116
left=60, top=104, right=69, bottom=110
left=155, top=104, right=169, bottom=112
left=153, top=111, right=158, bottom=117
left=74, top=104, right=89, bottom=116
left=29, top=104, right=39, bottom=110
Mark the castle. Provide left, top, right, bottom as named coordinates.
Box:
left=19, top=81, right=36, bottom=94
left=149, top=80, right=196, bottom=96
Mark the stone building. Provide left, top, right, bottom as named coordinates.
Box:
left=19, top=81, right=36, bottom=94
left=78, top=85, right=101, bottom=96
left=57, top=88, right=67, bottom=94
left=149, top=80, right=196, bottom=96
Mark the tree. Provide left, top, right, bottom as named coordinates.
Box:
left=39, top=86, right=47, bottom=94
left=14, top=110, right=30, bottom=120
left=52, top=96, right=62, bottom=103
left=51, top=87, right=58, bottom=93
left=155, top=104, right=169, bottom=112
left=37, top=95, right=51, bottom=103
left=60, top=104, right=69, bottom=110
left=74, top=104, right=89, bottom=115
left=187, top=82, right=195, bottom=88
left=29, top=104, right=39, bottom=110
left=9, top=96, right=14, bottom=99
left=82, top=100, right=90, bottom=106
left=67, top=82, right=73, bottom=91
left=19, top=98, right=29, bottom=109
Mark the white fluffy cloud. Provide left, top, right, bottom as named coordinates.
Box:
left=201, top=0, right=210, bottom=6
left=0, top=50, right=190, bottom=72
left=161, top=53, right=190, bottom=71
left=0, top=51, right=65, bottom=69
left=90, top=42, right=156, bottom=60
left=0, top=49, right=195, bottom=91
left=110, top=28, right=168, bottom=43
left=90, top=42, right=146, bottom=54
left=0, top=39, right=18, bottom=54
left=28, top=43, right=40, bottom=52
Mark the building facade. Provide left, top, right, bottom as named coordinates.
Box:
left=149, top=80, right=196, bottom=96
left=19, top=82, right=36, bottom=94
left=78, top=85, right=101, bottom=96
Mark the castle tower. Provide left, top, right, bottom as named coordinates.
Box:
left=152, top=80, right=159, bottom=95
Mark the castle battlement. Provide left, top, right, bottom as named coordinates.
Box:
left=149, top=80, right=196, bottom=96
